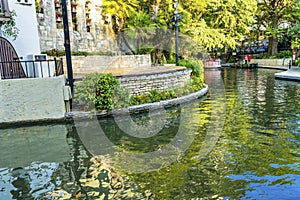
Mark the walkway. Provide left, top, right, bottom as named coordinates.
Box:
left=273, top=66, right=300, bottom=81
left=73, top=65, right=187, bottom=80
left=222, top=63, right=300, bottom=81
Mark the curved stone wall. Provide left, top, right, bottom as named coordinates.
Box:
left=118, top=68, right=192, bottom=95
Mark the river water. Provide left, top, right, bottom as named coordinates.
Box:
left=0, top=68, right=299, bottom=199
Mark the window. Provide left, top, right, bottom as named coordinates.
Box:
left=54, top=0, right=63, bottom=29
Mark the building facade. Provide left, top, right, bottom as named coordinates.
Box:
left=36, top=0, right=117, bottom=53
left=1, top=0, right=41, bottom=60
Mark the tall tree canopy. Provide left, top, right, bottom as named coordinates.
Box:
left=253, top=0, right=299, bottom=55
left=102, top=0, right=257, bottom=60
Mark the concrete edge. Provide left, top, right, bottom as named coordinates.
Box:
left=257, top=65, right=288, bottom=70
left=0, top=117, right=67, bottom=129
left=66, top=84, right=209, bottom=120
left=274, top=72, right=300, bottom=81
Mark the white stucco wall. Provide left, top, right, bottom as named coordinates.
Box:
left=6, top=0, right=41, bottom=59
left=0, top=75, right=69, bottom=124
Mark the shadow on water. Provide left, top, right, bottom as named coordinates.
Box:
left=0, top=68, right=300, bottom=199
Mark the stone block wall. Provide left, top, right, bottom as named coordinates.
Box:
left=251, top=59, right=291, bottom=66
left=36, top=0, right=117, bottom=53
left=68, top=55, right=151, bottom=73
left=118, top=69, right=192, bottom=95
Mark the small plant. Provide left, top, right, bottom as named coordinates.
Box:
left=128, top=75, right=205, bottom=106
left=0, top=10, right=19, bottom=40
left=42, top=48, right=66, bottom=57
left=274, top=50, right=292, bottom=59
left=178, top=58, right=204, bottom=77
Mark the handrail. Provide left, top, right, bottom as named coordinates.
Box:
left=0, top=58, right=64, bottom=79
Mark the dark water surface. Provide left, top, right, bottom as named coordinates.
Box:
left=1, top=68, right=299, bottom=199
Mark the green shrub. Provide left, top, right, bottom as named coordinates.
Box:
left=41, top=48, right=65, bottom=57
left=74, top=72, right=205, bottom=110
left=178, top=58, right=204, bottom=77
left=255, top=50, right=292, bottom=59
left=74, top=73, right=130, bottom=111
left=296, top=59, right=300, bottom=67
left=274, top=50, right=292, bottom=58
left=128, top=75, right=205, bottom=106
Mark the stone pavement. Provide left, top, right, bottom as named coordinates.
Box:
left=273, top=66, right=300, bottom=81
left=73, top=65, right=187, bottom=80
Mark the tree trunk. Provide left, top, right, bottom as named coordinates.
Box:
left=268, top=37, right=278, bottom=55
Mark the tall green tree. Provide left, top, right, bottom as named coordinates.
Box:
left=254, top=0, right=299, bottom=55
left=102, top=0, right=257, bottom=60
left=287, top=0, right=300, bottom=57
left=183, top=0, right=257, bottom=50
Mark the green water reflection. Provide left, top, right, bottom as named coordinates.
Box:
left=0, top=68, right=299, bottom=199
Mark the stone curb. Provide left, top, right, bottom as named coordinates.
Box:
left=66, top=84, right=209, bottom=119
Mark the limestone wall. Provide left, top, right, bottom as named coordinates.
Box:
left=37, top=0, right=117, bottom=53
left=68, top=55, right=151, bottom=73
left=251, top=59, right=292, bottom=66
left=118, top=69, right=192, bottom=95
left=0, top=75, right=70, bottom=124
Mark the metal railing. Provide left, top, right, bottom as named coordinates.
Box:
left=0, top=57, right=64, bottom=79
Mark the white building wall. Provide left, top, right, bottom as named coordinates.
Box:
left=7, top=0, right=41, bottom=60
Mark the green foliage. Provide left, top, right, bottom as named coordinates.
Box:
left=274, top=50, right=292, bottom=58
left=41, top=49, right=116, bottom=57
left=252, top=0, right=299, bottom=55
left=74, top=73, right=130, bottom=111
left=103, top=0, right=257, bottom=57
left=295, top=59, right=300, bottom=67
left=41, top=48, right=65, bottom=57
left=255, top=50, right=292, bottom=59
left=0, top=10, right=19, bottom=40
left=178, top=58, right=204, bottom=77
left=129, top=75, right=204, bottom=106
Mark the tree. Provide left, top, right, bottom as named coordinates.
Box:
left=287, top=1, right=300, bottom=57
left=102, top=0, right=257, bottom=61
left=254, top=0, right=299, bottom=55
left=183, top=0, right=257, bottom=50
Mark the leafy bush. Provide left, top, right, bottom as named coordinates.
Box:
left=255, top=50, right=292, bottom=59
left=274, top=50, right=292, bottom=58
left=74, top=70, right=205, bottom=111
left=178, top=58, right=204, bottom=77
left=74, top=73, right=130, bottom=111
left=41, top=48, right=65, bottom=57
left=296, top=59, right=300, bottom=67
left=129, top=75, right=204, bottom=106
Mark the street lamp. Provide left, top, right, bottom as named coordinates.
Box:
left=61, top=0, right=74, bottom=102
left=174, top=0, right=179, bottom=66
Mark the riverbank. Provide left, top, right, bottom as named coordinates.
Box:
left=222, top=63, right=300, bottom=81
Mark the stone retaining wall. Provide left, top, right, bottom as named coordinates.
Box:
left=68, top=55, right=151, bottom=73
left=0, top=75, right=70, bottom=124
left=251, top=59, right=292, bottom=66
left=118, top=69, right=192, bottom=95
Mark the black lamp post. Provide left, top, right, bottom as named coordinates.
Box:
left=61, top=0, right=74, bottom=99
left=174, top=0, right=179, bottom=66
